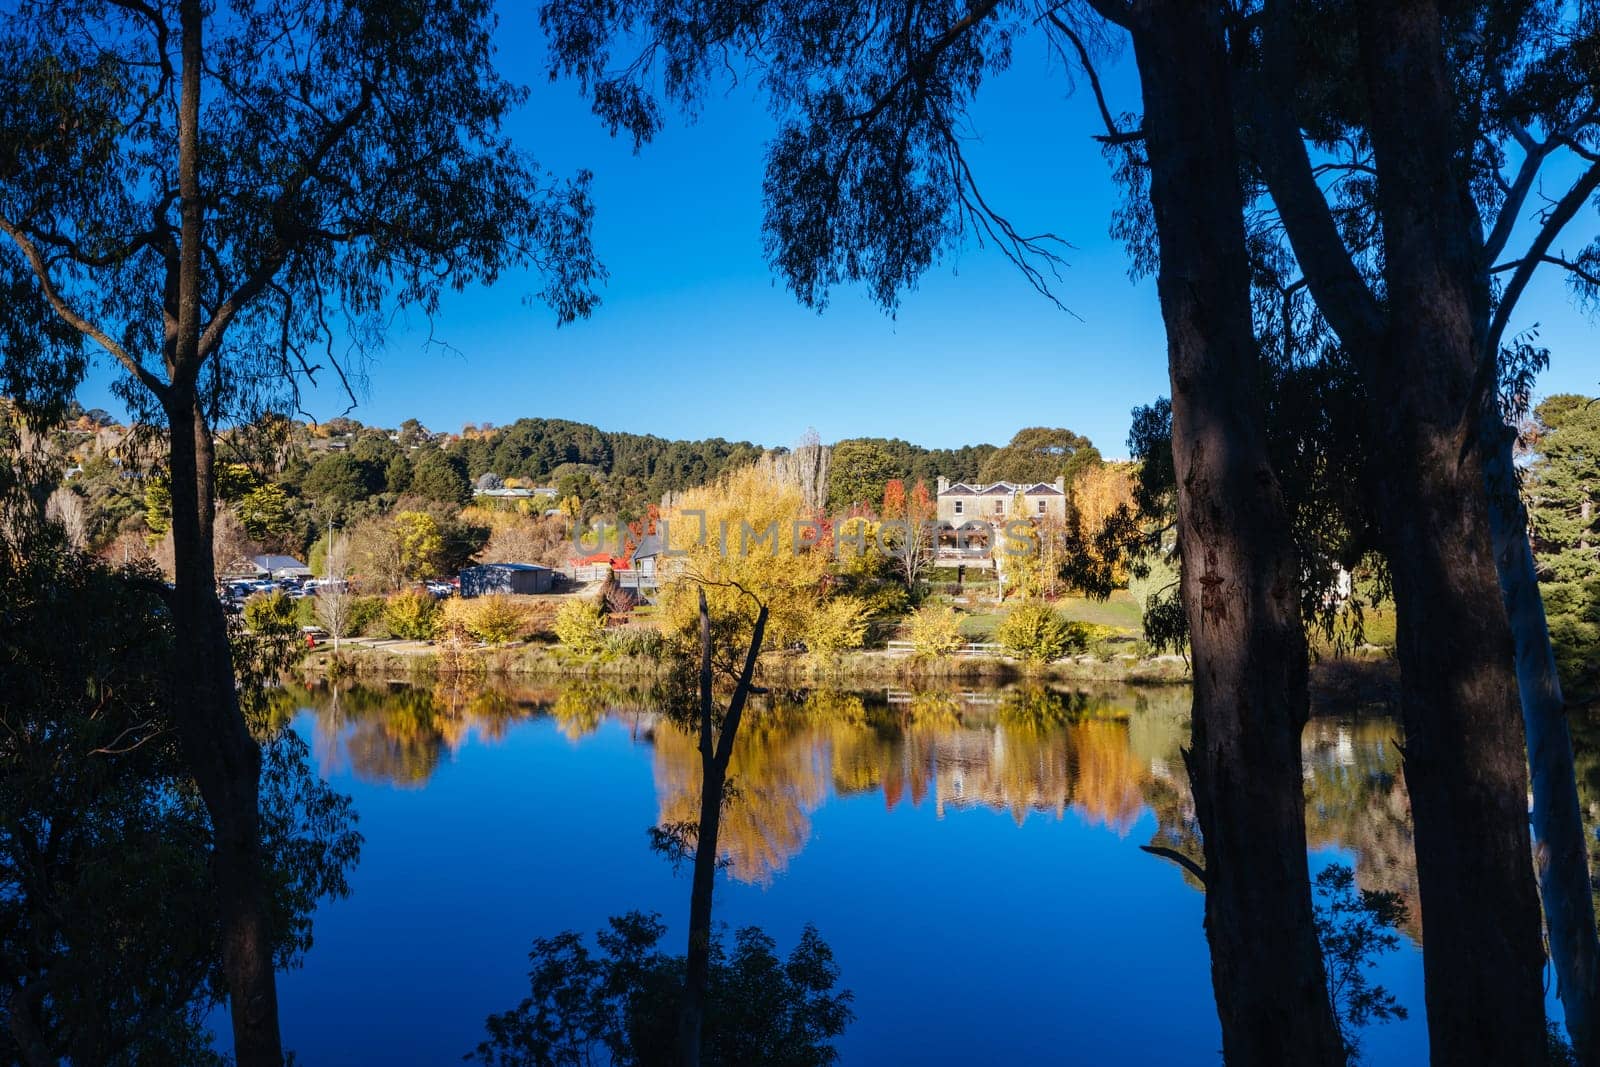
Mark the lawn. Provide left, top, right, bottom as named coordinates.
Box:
left=947, top=590, right=1145, bottom=640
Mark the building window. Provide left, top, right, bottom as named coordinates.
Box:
left=994, top=499, right=1004, bottom=515
left=1037, top=499, right=1047, bottom=515
left=953, top=500, right=963, bottom=515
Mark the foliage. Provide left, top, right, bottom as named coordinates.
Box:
left=0, top=535, right=358, bottom=1063
left=554, top=599, right=609, bottom=656
left=343, top=596, right=387, bottom=639
left=906, top=602, right=964, bottom=658
left=827, top=439, right=896, bottom=512
left=996, top=601, right=1084, bottom=663
left=1527, top=395, right=1600, bottom=698
left=1312, top=864, right=1408, bottom=1063
left=804, top=596, right=871, bottom=654
left=439, top=595, right=530, bottom=646
left=410, top=449, right=473, bottom=506
left=236, top=482, right=296, bottom=544
left=304, top=454, right=384, bottom=508
left=470, top=911, right=852, bottom=1067
left=657, top=465, right=832, bottom=656
left=349, top=510, right=450, bottom=591
left=604, top=626, right=666, bottom=659
left=243, top=590, right=298, bottom=638
left=979, top=427, right=1101, bottom=488
left=384, top=589, right=440, bottom=641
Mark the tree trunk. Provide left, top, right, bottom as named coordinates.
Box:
left=1355, top=1, right=1548, bottom=1059
left=1485, top=416, right=1599, bottom=1060
left=1127, top=3, right=1345, bottom=1064
left=677, top=759, right=724, bottom=1067
left=165, top=390, right=284, bottom=1067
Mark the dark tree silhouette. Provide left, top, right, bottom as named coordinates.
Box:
left=0, top=2, right=599, bottom=1060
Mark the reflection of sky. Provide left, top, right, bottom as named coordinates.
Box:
left=239, top=704, right=1458, bottom=1064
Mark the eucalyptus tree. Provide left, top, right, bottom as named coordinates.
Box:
left=538, top=0, right=1345, bottom=1060
left=1229, top=0, right=1600, bottom=1055
left=0, top=1, right=602, bottom=1061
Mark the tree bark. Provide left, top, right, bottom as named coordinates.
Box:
left=677, top=589, right=768, bottom=1067
left=1355, top=1, right=1547, bottom=1059
left=1485, top=416, right=1599, bottom=1061
left=162, top=3, right=284, bottom=1062
left=165, top=390, right=284, bottom=1067
left=1126, top=3, right=1345, bottom=1063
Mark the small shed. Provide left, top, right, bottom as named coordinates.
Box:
left=459, top=562, right=554, bottom=597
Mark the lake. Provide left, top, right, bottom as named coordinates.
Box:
left=263, top=679, right=1433, bottom=1064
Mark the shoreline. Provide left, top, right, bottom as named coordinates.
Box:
left=298, top=640, right=1402, bottom=709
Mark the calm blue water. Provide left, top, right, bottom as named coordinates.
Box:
left=252, top=682, right=1438, bottom=1065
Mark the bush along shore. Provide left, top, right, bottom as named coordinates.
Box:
left=303, top=637, right=1182, bottom=687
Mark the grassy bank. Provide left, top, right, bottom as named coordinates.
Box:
left=300, top=639, right=1196, bottom=686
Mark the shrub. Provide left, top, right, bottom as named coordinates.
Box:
left=906, top=603, right=964, bottom=658
left=996, top=601, right=1083, bottom=663
left=345, top=595, right=386, bottom=638
left=805, top=597, right=871, bottom=655
left=554, top=599, right=608, bottom=656
left=243, top=590, right=297, bottom=637
left=465, top=595, right=529, bottom=645
left=604, top=625, right=665, bottom=658
left=384, top=589, right=439, bottom=641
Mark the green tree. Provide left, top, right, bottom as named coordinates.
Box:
left=304, top=454, right=382, bottom=507
left=977, top=427, right=1100, bottom=487
left=827, top=439, right=896, bottom=512
left=410, top=449, right=472, bottom=506
left=1530, top=395, right=1600, bottom=698
left=236, top=482, right=294, bottom=544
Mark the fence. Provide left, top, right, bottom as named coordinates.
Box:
left=884, top=641, right=1007, bottom=657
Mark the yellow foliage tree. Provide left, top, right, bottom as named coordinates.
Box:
left=656, top=464, right=833, bottom=652
left=1070, top=462, right=1138, bottom=586
left=906, top=602, right=965, bottom=657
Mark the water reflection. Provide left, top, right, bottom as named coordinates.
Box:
left=293, top=678, right=1416, bottom=913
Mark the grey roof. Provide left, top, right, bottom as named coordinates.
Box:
left=251, top=554, right=308, bottom=570
left=939, top=480, right=1064, bottom=497
left=632, top=532, right=664, bottom=560
left=467, top=562, right=550, bottom=572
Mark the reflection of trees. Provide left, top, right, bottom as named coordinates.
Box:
left=296, top=680, right=659, bottom=786
left=299, top=678, right=1421, bottom=921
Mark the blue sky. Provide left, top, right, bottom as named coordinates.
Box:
left=74, top=6, right=1598, bottom=459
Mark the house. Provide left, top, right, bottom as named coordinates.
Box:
left=459, top=562, right=554, bottom=597
left=249, top=554, right=313, bottom=580
left=934, top=477, right=1068, bottom=525
left=472, top=485, right=559, bottom=502
left=619, top=532, right=663, bottom=590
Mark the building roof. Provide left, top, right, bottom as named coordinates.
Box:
left=466, top=562, right=550, bottom=572
left=631, top=532, right=664, bottom=560
left=251, top=554, right=309, bottom=571
left=938, top=480, right=1065, bottom=497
